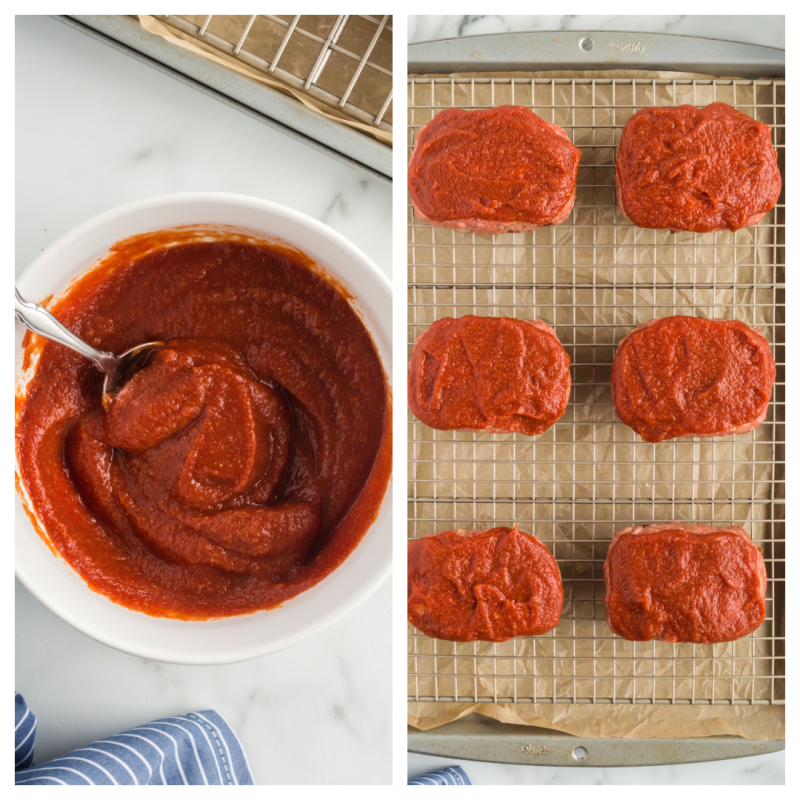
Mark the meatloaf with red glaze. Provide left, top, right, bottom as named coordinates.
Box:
left=615, top=102, right=781, bottom=233
left=604, top=523, right=767, bottom=643
left=611, top=316, right=775, bottom=443
left=408, top=315, right=571, bottom=435
left=408, top=525, right=564, bottom=642
left=408, top=105, right=581, bottom=234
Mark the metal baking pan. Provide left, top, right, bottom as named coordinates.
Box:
left=409, top=30, right=784, bottom=78
left=408, top=714, right=784, bottom=767
left=57, top=15, right=391, bottom=182
left=407, top=31, right=785, bottom=767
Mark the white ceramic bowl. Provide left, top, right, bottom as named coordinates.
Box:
left=15, top=192, right=392, bottom=664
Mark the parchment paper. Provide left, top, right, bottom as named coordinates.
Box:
left=408, top=702, right=785, bottom=740
left=138, top=15, right=392, bottom=144
left=407, top=69, right=785, bottom=740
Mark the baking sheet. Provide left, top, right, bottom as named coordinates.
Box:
left=139, top=15, right=392, bottom=144
left=407, top=70, right=785, bottom=740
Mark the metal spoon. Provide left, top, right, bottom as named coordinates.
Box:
left=15, top=288, right=163, bottom=408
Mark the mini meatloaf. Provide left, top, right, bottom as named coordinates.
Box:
left=408, top=105, right=581, bottom=234
left=611, top=316, right=775, bottom=443
left=615, top=102, right=781, bottom=233
left=604, top=523, right=767, bottom=643
left=408, top=316, right=571, bottom=435
left=408, top=526, right=563, bottom=642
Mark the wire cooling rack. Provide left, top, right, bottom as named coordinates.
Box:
left=407, top=77, right=785, bottom=706
left=157, top=15, right=393, bottom=131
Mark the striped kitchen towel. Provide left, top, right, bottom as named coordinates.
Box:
left=409, top=766, right=472, bottom=785
left=14, top=693, right=254, bottom=785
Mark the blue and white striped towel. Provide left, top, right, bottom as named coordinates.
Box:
left=15, top=693, right=254, bottom=785
left=409, top=766, right=472, bottom=785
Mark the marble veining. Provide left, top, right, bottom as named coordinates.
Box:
left=15, top=15, right=390, bottom=786
left=405, top=13, right=783, bottom=786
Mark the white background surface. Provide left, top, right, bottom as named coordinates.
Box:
left=408, top=15, right=785, bottom=48
left=15, top=15, right=392, bottom=785
left=405, top=13, right=785, bottom=786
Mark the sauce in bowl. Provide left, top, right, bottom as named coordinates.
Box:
left=16, top=226, right=391, bottom=619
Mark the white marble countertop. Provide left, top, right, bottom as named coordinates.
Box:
left=405, top=13, right=784, bottom=787
left=408, top=750, right=784, bottom=785
left=408, top=15, right=785, bottom=48
left=15, top=15, right=391, bottom=786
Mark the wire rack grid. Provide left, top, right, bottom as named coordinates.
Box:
left=157, top=14, right=393, bottom=131
left=407, top=76, right=785, bottom=707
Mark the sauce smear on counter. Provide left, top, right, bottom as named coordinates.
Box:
left=16, top=227, right=391, bottom=619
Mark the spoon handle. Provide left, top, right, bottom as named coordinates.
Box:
left=15, top=288, right=118, bottom=374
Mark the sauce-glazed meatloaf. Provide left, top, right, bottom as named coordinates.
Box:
left=408, top=316, right=571, bottom=435
left=408, top=526, right=563, bottom=642
left=615, top=102, right=781, bottom=233
left=604, top=523, right=767, bottom=643
left=408, top=106, right=581, bottom=234
left=611, top=316, right=775, bottom=443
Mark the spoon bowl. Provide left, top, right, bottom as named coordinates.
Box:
left=14, top=287, right=163, bottom=403
left=101, top=341, right=164, bottom=408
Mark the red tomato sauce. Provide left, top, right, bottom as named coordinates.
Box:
left=611, top=316, right=775, bottom=443
left=408, top=106, right=581, bottom=227
left=407, top=316, right=571, bottom=435
left=16, top=227, right=391, bottom=619
left=604, top=526, right=766, bottom=643
left=615, top=102, right=781, bottom=233
left=407, top=526, right=563, bottom=642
